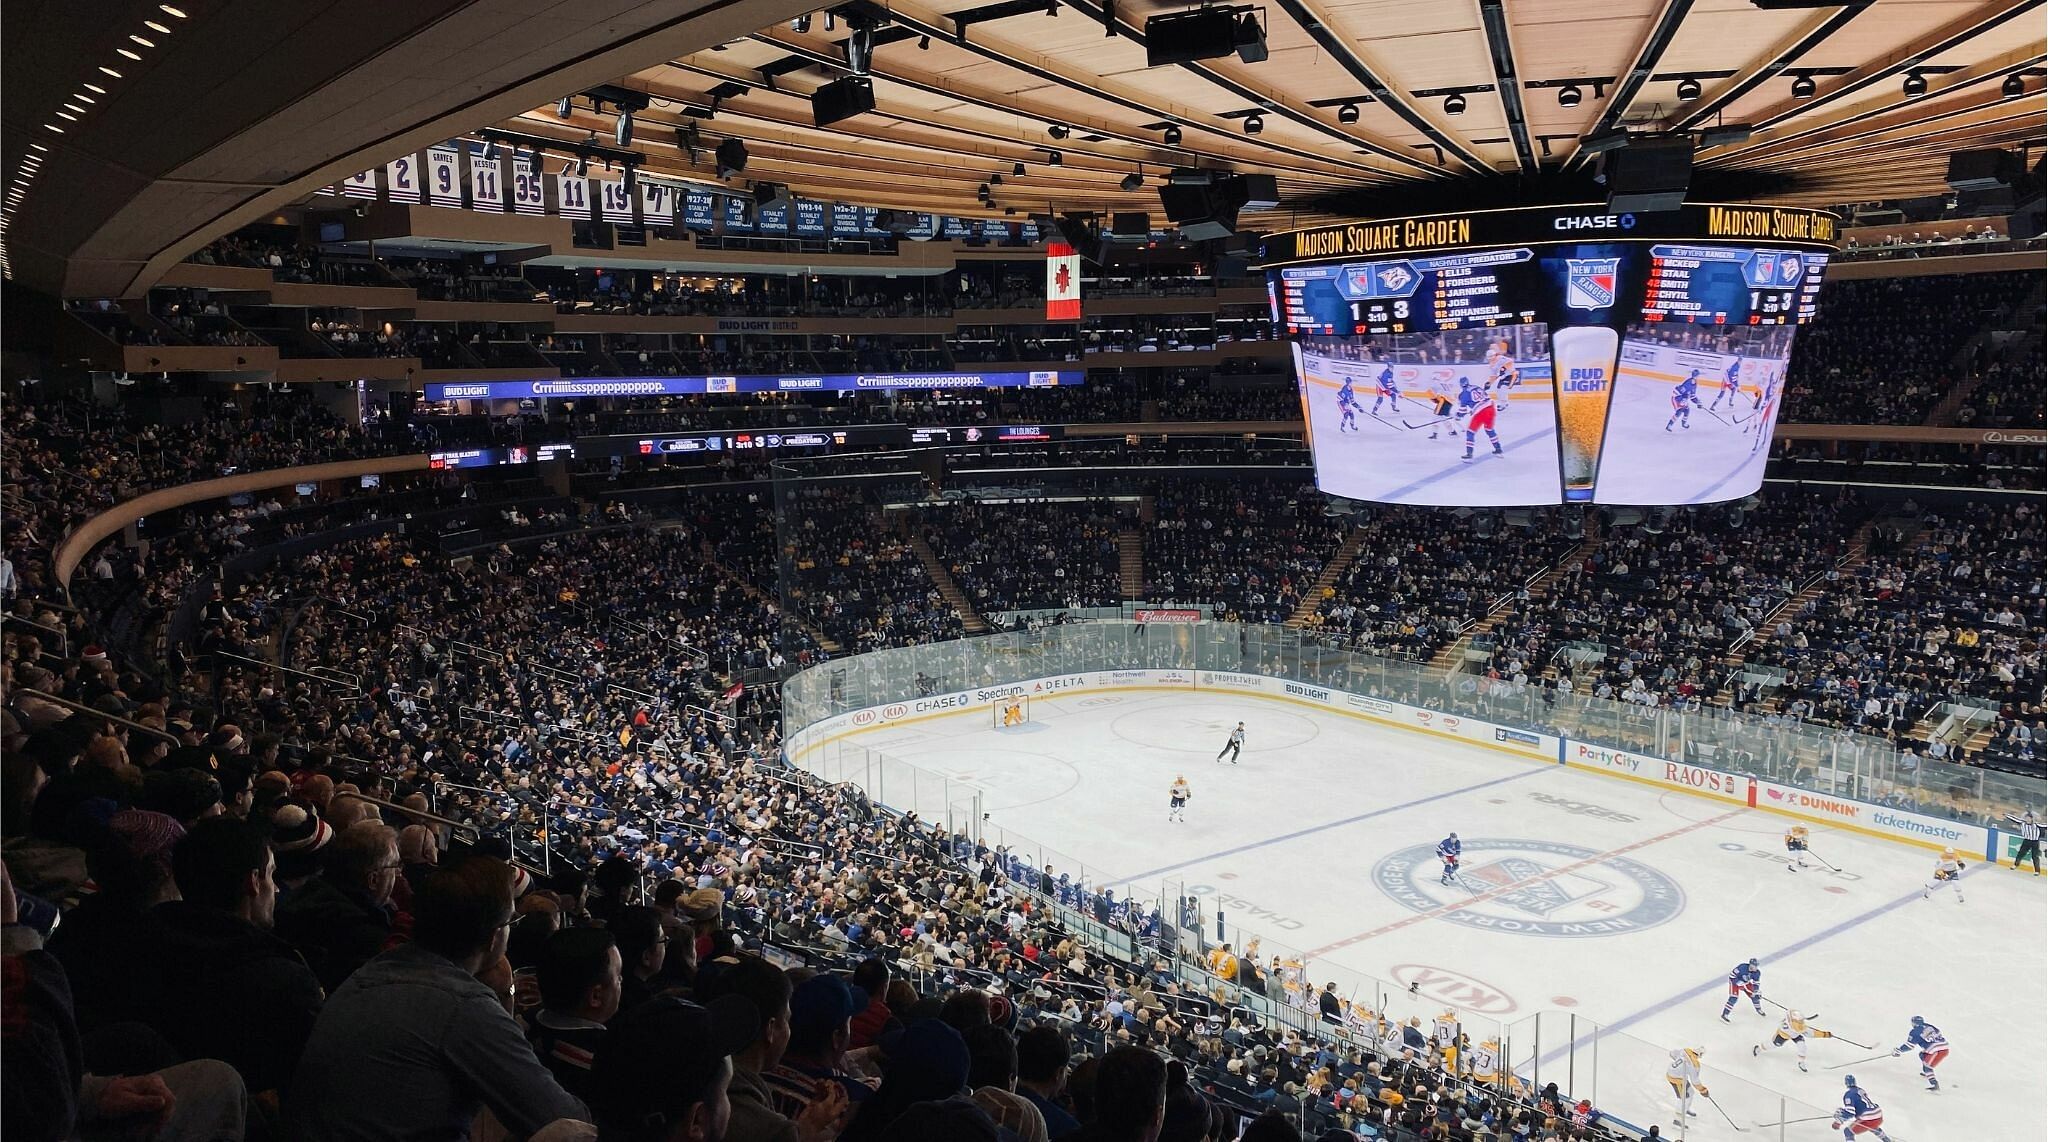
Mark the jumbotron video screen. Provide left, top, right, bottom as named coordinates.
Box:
left=1261, top=203, right=1841, bottom=507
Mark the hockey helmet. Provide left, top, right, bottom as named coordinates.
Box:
left=1448, top=832, right=1458, bottom=840
left=1910, top=1015, right=1924, bottom=1026
left=1942, top=847, right=1958, bottom=858
left=1844, top=1075, right=1857, bottom=1087
left=1787, top=1009, right=1801, bottom=1022
left=1748, top=957, right=1759, bottom=967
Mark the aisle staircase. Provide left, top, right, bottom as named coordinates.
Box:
left=1284, top=525, right=1370, bottom=627
left=1118, top=523, right=1146, bottom=600
left=900, top=524, right=990, bottom=634
left=695, top=542, right=842, bottom=654
left=1711, top=520, right=1876, bottom=708
left=1424, top=535, right=1601, bottom=673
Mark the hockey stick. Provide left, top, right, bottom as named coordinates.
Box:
left=1826, top=1031, right=1877, bottom=1050
left=1825, top=1052, right=1895, bottom=1070
left=1699, top=405, right=1736, bottom=427
left=1806, top=848, right=1843, bottom=873
left=1401, top=414, right=1454, bottom=430
left=1755, top=1114, right=1836, bottom=1128
left=1700, top=1091, right=1748, bottom=1132
left=1365, top=411, right=1408, bottom=432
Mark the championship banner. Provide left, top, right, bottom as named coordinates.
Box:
left=385, top=153, right=421, bottom=203
left=426, top=146, right=462, bottom=208
left=339, top=169, right=378, bottom=199
left=683, top=188, right=717, bottom=230
left=599, top=177, right=634, bottom=223
left=511, top=157, right=545, bottom=215
left=639, top=180, right=674, bottom=226
left=467, top=145, right=504, bottom=213
left=556, top=170, right=592, bottom=219
left=1046, top=241, right=1082, bottom=320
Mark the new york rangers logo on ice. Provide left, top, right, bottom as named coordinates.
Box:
left=1565, top=258, right=1621, bottom=310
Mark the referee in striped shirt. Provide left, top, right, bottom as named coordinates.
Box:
left=2009, top=809, right=2043, bottom=875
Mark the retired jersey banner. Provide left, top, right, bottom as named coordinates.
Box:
left=512, top=157, right=545, bottom=215
left=556, top=171, right=592, bottom=219
left=1046, top=241, right=1082, bottom=320
left=339, top=169, right=378, bottom=199
left=468, top=146, right=504, bottom=213
left=426, top=146, right=462, bottom=208
left=385, top=153, right=421, bottom=203
left=639, top=181, right=675, bottom=226
left=599, top=177, right=634, bottom=223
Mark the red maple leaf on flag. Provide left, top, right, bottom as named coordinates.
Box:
left=1054, top=262, right=1072, bottom=295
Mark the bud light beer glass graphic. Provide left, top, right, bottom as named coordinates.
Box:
left=1551, top=326, right=1619, bottom=502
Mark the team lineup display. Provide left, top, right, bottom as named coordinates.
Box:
left=1261, top=203, right=1840, bottom=507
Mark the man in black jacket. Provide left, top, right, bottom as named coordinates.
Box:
left=275, top=821, right=401, bottom=993
left=140, top=815, right=325, bottom=1099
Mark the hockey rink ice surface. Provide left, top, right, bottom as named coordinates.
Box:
left=1599, top=367, right=1776, bottom=506
left=835, top=690, right=2045, bottom=1140
left=1298, top=374, right=1562, bottom=508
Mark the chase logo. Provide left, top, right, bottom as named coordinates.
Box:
left=1562, top=365, right=1609, bottom=393
left=1373, top=838, right=1683, bottom=938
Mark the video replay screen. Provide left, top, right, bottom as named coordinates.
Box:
left=1263, top=203, right=1840, bottom=507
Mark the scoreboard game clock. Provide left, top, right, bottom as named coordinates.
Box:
left=1260, top=202, right=1840, bottom=509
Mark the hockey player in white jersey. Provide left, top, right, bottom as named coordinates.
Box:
left=1664, top=1045, right=1709, bottom=1124
left=1924, top=847, right=1966, bottom=902
left=1168, top=776, right=1191, bottom=823
left=1430, top=1008, right=1460, bottom=1069
left=1752, top=1009, right=1833, bottom=1072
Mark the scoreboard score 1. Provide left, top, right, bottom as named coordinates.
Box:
left=1640, top=246, right=1830, bottom=325
left=1279, top=248, right=1544, bottom=335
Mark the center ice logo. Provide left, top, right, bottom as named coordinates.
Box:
left=1373, top=838, right=1684, bottom=939
left=1564, top=258, right=1620, bottom=310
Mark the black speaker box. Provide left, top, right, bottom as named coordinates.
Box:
left=812, top=76, right=876, bottom=128
left=715, top=138, right=748, bottom=175
left=1145, top=8, right=1239, bottom=67
left=1602, top=137, right=1693, bottom=213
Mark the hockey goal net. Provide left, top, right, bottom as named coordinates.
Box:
left=992, top=692, right=1030, bottom=728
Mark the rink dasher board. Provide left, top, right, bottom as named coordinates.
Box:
left=785, top=668, right=2003, bottom=861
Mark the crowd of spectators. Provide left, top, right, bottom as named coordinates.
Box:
left=1145, top=481, right=1350, bottom=625
left=769, top=487, right=968, bottom=653
left=1779, top=272, right=2029, bottom=424
left=1307, top=510, right=1582, bottom=665
left=924, top=501, right=1128, bottom=615
left=1477, top=491, right=1864, bottom=711
left=1743, top=500, right=2044, bottom=773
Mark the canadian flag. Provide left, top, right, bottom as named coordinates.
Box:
left=1045, top=242, right=1082, bottom=320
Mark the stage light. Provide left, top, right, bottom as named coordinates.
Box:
left=1243, top=112, right=1264, bottom=134
left=1337, top=102, right=1360, bottom=124
left=1163, top=125, right=1183, bottom=145
left=1791, top=74, right=1816, bottom=98
left=1049, top=123, right=1070, bottom=139
left=1444, top=93, right=1466, bottom=115
left=1676, top=76, right=1702, bottom=101
left=1558, top=84, right=1583, bottom=107
left=557, top=96, right=573, bottom=118
left=1903, top=71, right=1927, bottom=97
left=2003, top=73, right=2027, bottom=97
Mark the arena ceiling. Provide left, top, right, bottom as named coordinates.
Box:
left=504, top=0, right=2048, bottom=224
left=0, top=0, right=814, bottom=298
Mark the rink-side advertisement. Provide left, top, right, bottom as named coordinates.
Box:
left=1264, top=203, right=1837, bottom=508
left=786, top=666, right=1996, bottom=857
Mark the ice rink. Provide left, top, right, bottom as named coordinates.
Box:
left=1601, top=364, right=1776, bottom=505
left=825, top=689, right=2045, bottom=1140
left=1299, top=369, right=1563, bottom=508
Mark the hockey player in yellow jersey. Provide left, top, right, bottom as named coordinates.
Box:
left=1665, top=1046, right=1708, bottom=1125
left=1430, top=1008, right=1460, bottom=1069
left=1753, top=1009, right=1833, bottom=1072
left=1924, top=847, right=1966, bottom=902
left=1784, top=825, right=1812, bottom=871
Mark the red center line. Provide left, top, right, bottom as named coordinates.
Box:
left=1304, top=809, right=1747, bottom=959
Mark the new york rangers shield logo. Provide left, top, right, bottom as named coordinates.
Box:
left=1565, top=258, right=1620, bottom=310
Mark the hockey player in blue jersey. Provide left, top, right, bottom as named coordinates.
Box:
left=1665, top=370, right=1704, bottom=432
left=1457, top=378, right=1502, bottom=462
left=1892, top=1015, right=1949, bottom=1090
left=1436, top=832, right=1463, bottom=886
left=1720, top=957, right=1765, bottom=1021
left=1709, top=358, right=1744, bottom=409
left=1336, top=376, right=1362, bottom=432
left=1833, top=1077, right=1893, bottom=1140
left=1370, top=364, right=1402, bottom=415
